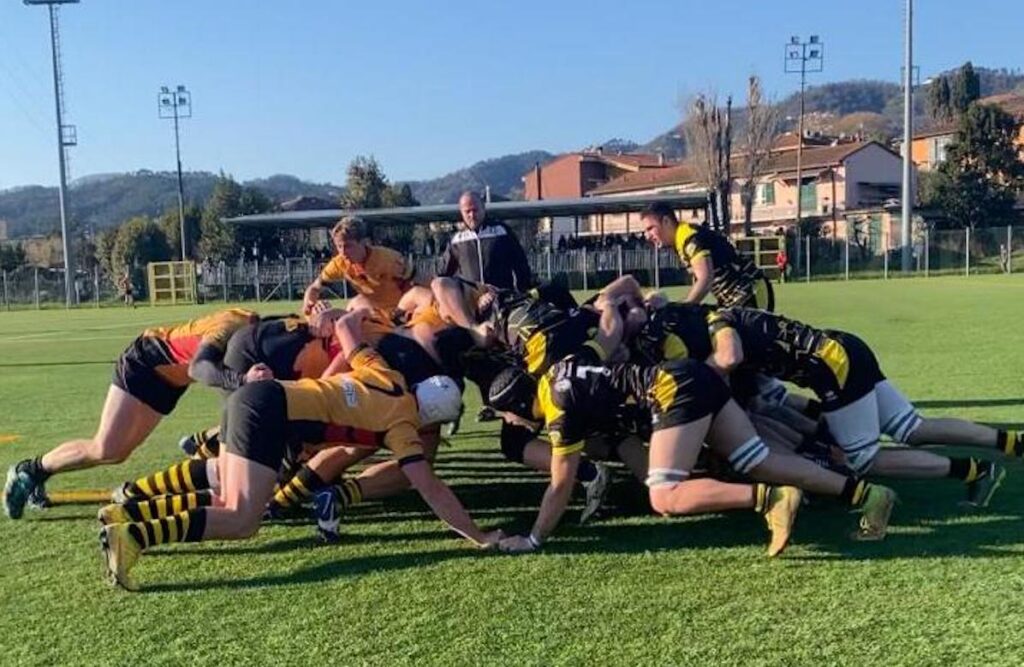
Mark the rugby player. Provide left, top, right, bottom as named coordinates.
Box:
left=3, top=308, right=260, bottom=520
left=301, top=216, right=414, bottom=315
left=706, top=307, right=1022, bottom=480
left=488, top=343, right=898, bottom=556
left=641, top=202, right=774, bottom=310
left=628, top=299, right=1007, bottom=506
left=98, top=308, right=500, bottom=591
left=432, top=276, right=636, bottom=521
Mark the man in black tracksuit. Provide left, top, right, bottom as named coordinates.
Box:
left=438, top=191, right=532, bottom=291
left=439, top=190, right=534, bottom=424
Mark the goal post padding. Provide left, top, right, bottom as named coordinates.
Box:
left=147, top=261, right=197, bottom=305
left=735, top=236, right=785, bottom=279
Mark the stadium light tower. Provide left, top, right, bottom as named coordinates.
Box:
left=24, top=0, right=80, bottom=308
left=900, top=0, right=914, bottom=272
left=158, top=85, right=192, bottom=261
left=784, top=34, right=824, bottom=271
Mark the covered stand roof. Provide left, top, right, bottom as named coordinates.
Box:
left=224, top=191, right=708, bottom=228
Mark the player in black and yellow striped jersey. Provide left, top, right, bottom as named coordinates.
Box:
left=706, top=307, right=1018, bottom=492
left=641, top=202, right=773, bottom=310
left=3, top=308, right=259, bottom=521
left=489, top=342, right=899, bottom=555
left=98, top=308, right=499, bottom=591
left=626, top=300, right=1007, bottom=509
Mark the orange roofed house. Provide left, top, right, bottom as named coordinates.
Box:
left=583, top=136, right=911, bottom=247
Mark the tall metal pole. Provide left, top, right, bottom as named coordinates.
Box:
left=900, top=0, right=914, bottom=272
left=41, top=1, right=75, bottom=305
left=785, top=36, right=824, bottom=274
left=173, top=102, right=186, bottom=260
left=159, top=85, right=191, bottom=260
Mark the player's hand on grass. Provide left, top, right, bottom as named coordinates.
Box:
left=245, top=363, right=274, bottom=383
left=498, top=534, right=538, bottom=553
left=477, top=529, right=506, bottom=550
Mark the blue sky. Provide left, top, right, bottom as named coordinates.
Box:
left=1, top=0, right=1020, bottom=189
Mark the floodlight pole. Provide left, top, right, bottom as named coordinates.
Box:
left=25, top=0, right=80, bottom=307
left=785, top=35, right=824, bottom=273
left=900, top=0, right=914, bottom=272
left=159, top=85, right=192, bottom=260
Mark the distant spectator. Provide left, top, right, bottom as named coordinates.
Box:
left=117, top=270, right=135, bottom=308
left=775, top=249, right=788, bottom=284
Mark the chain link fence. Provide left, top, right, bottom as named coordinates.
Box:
left=3, top=225, right=1023, bottom=310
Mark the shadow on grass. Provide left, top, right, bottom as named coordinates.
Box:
left=133, top=466, right=1024, bottom=593
left=914, top=397, right=1024, bottom=409
left=141, top=547, right=480, bottom=593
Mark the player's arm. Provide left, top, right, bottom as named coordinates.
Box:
left=399, top=455, right=501, bottom=548
left=595, top=274, right=644, bottom=311
left=302, top=277, right=326, bottom=315
left=332, top=307, right=372, bottom=359
left=685, top=253, right=714, bottom=305
left=707, top=319, right=744, bottom=375
left=189, top=342, right=269, bottom=389
left=530, top=449, right=580, bottom=549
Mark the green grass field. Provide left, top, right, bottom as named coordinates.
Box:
left=2, top=276, right=1024, bottom=666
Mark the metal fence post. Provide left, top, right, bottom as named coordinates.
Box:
left=582, top=248, right=588, bottom=292
left=654, top=247, right=661, bottom=290
left=94, top=266, right=100, bottom=308
left=844, top=232, right=850, bottom=281
left=1007, top=225, right=1013, bottom=274
left=221, top=261, right=228, bottom=302
left=924, top=228, right=930, bottom=278
left=617, top=245, right=623, bottom=277
left=546, top=249, right=552, bottom=282
left=965, top=226, right=971, bottom=277
left=883, top=232, right=889, bottom=280
left=2, top=270, right=8, bottom=311
left=804, top=237, right=810, bottom=283
left=285, top=258, right=293, bottom=300
left=34, top=267, right=40, bottom=309
left=254, top=259, right=262, bottom=301
left=342, top=279, right=349, bottom=300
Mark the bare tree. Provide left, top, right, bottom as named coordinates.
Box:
left=739, top=76, right=780, bottom=236
left=684, top=92, right=733, bottom=231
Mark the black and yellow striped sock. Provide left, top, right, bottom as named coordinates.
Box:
left=271, top=466, right=327, bottom=510
left=194, top=427, right=221, bottom=459
left=125, top=459, right=210, bottom=500
left=997, top=430, right=1022, bottom=457
left=125, top=508, right=207, bottom=549
left=948, top=457, right=985, bottom=483
left=121, top=492, right=214, bottom=522
left=841, top=478, right=869, bottom=508
left=753, top=483, right=771, bottom=513
left=336, top=478, right=363, bottom=510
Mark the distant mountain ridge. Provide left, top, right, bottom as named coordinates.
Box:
left=3, top=68, right=1022, bottom=239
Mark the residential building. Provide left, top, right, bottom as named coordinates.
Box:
left=908, top=93, right=1024, bottom=171
left=586, top=139, right=909, bottom=240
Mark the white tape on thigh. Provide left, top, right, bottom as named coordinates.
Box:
left=646, top=468, right=690, bottom=488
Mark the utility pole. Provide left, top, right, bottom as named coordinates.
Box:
left=24, top=0, right=79, bottom=308
left=784, top=35, right=824, bottom=272
left=900, top=0, right=914, bottom=272
left=158, top=85, right=192, bottom=261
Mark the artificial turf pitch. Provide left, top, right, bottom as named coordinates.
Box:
left=1, top=275, right=1023, bottom=666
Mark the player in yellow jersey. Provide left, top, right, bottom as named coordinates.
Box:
left=3, top=308, right=261, bottom=520
left=98, top=309, right=500, bottom=591
left=302, top=216, right=413, bottom=316
left=641, top=202, right=773, bottom=310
